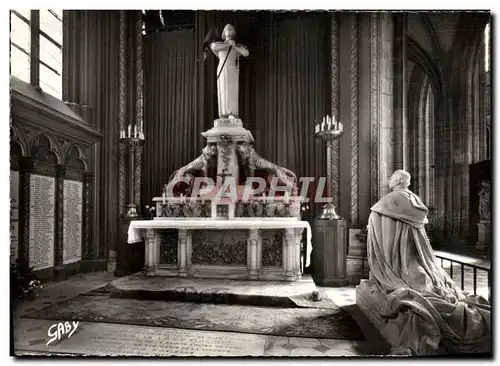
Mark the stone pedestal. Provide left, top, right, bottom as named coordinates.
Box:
left=312, top=219, right=348, bottom=286
left=476, top=221, right=490, bottom=250
left=115, top=215, right=145, bottom=277
left=201, top=118, right=254, bottom=187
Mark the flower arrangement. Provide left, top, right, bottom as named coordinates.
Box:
left=300, top=203, right=310, bottom=219
left=27, top=279, right=42, bottom=294
left=145, top=205, right=156, bottom=218
left=10, top=260, right=43, bottom=301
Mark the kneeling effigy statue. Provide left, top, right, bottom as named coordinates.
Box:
left=362, top=170, right=490, bottom=355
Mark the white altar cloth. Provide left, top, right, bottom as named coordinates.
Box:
left=128, top=219, right=312, bottom=267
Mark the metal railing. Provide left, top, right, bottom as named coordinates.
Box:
left=434, top=251, right=490, bottom=299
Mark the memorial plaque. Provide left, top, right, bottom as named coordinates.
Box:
left=48, top=323, right=266, bottom=356
left=63, top=180, right=83, bottom=265
left=29, top=174, right=56, bottom=270
left=10, top=170, right=19, bottom=263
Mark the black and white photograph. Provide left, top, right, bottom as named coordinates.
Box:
left=7, top=6, right=493, bottom=358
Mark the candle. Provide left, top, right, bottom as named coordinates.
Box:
left=128, top=124, right=132, bottom=138
left=321, top=117, right=326, bottom=131
left=340, top=122, right=343, bottom=131
left=315, top=123, right=320, bottom=134
left=162, top=190, right=166, bottom=204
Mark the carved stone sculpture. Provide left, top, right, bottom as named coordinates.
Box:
left=166, top=144, right=218, bottom=196
left=358, top=170, right=490, bottom=355
left=236, top=142, right=298, bottom=195
left=210, top=24, right=249, bottom=119
left=478, top=180, right=490, bottom=222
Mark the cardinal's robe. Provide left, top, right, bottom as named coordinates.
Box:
left=367, top=187, right=490, bottom=354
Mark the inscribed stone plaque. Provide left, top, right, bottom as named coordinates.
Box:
left=10, top=170, right=19, bottom=263
left=29, top=174, right=55, bottom=270
left=59, top=324, right=265, bottom=356
left=63, top=180, right=83, bottom=265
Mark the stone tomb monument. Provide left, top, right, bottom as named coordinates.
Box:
left=128, top=25, right=311, bottom=281
left=356, top=170, right=490, bottom=355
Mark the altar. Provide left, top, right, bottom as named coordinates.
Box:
left=128, top=218, right=311, bottom=281
left=128, top=24, right=312, bottom=282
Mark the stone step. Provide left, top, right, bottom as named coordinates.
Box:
left=108, top=274, right=336, bottom=309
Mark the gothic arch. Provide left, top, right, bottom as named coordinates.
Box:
left=64, top=143, right=89, bottom=171
left=27, top=132, right=62, bottom=164
left=10, top=125, right=27, bottom=156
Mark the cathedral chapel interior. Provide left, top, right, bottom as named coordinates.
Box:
left=9, top=10, right=491, bottom=357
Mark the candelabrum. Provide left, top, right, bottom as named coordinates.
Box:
left=315, top=120, right=344, bottom=220
left=119, top=135, right=145, bottom=219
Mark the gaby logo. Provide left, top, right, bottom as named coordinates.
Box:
left=46, top=321, right=79, bottom=347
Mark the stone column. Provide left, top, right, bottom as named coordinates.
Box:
left=330, top=13, right=340, bottom=208
left=133, top=10, right=144, bottom=208
left=247, top=229, right=259, bottom=279
left=393, top=13, right=408, bottom=170
left=349, top=14, right=360, bottom=224
left=283, top=228, right=296, bottom=280
left=144, top=228, right=157, bottom=275
left=178, top=229, right=188, bottom=276
left=294, top=228, right=302, bottom=278
left=370, top=13, right=395, bottom=202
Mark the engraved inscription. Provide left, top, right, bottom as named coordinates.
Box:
left=63, top=180, right=83, bottom=265
left=60, top=326, right=265, bottom=356
left=10, top=170, right=19, bottom=263
left=29, top=174, right=56, bottom=270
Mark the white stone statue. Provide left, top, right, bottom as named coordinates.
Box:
left=364, top=170, right=490, bottom=355
left=210, top=24, right=249, bottom=119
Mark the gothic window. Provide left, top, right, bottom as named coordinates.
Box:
left=9, top=10, right=31, bottom=83
left=9, top=10, right=63, bottom=100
